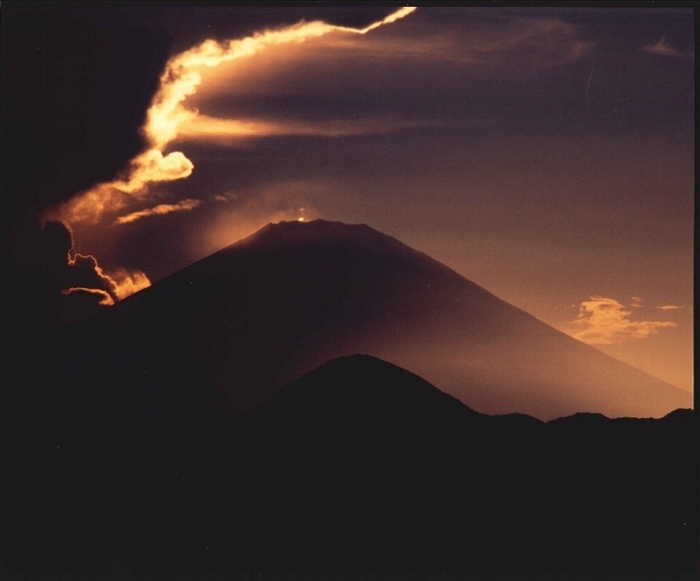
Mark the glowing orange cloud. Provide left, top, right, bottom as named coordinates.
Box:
left=108, top=269, right=152, bottom=300
left=61, top=287, right=115, bottom=306
left=571, top=296, right=676, bottom=345
left=178, top=114, right=422, bottom=142
left=48, top=7, right=417, bottom=227
left=356, top=7, right=417, bottom=33
left=114, top=198, right=202, bottom=225
left=68, top=252, right=152, bottom=301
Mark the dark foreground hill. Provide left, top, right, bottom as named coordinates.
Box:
left=3, top=356, right=696, bottom=580
left=19, top=219, right=690, bottom=422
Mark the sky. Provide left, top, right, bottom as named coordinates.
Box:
left=3, top=4, right=694, bottom=393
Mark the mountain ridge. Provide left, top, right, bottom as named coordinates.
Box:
left=34, top=219, right=691, bottom=421
left=4, top=352, right=696, bottom=580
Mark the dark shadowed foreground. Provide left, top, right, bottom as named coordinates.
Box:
left=3, top=355, right=697, bottom=580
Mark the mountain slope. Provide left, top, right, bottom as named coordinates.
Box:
left=39, top=219, right=690, bottom=420
left=6, top=355, right=695, bottom=580
left=234, top=355, right=697, bottom=577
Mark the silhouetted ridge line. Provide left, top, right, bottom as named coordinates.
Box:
left=26, top=219, right=690, bottom=423
left=234, top=355, right=698, bottom=578
left=261, top=354, right=482, bottom=415
left=4, top=354, right=697, bottom=579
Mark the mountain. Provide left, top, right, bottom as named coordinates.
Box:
left=4, top=355, right=696, bottom=580
left=30, top=219, right=688, bottom=422
left=237, top=355, right=696, bottom=577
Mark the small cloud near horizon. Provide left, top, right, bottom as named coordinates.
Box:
left=571, top=296, right=676, bottom=345
left=643, top=36, right=693, bottom=58
left=214, top=191, right=240, bottom=203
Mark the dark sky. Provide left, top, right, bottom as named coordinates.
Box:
left=2, top=4, right=694, bottom=391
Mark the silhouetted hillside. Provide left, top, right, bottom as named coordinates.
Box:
left=3, top=355, right=696, bottom=580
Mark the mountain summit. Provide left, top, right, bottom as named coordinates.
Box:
left=47, top=219, right=690, bottom=420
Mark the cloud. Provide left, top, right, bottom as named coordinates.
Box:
left=316, top=14, right=592, bottom=68
left=454, top=16, right=593, bottom=67
left=657, top=305, right=683, bottom=311
left=43, top=7, right=418, bottom=228
left=643, top=37, right=694, bottom=58
left=12, top=220, right=151, bottom=326
left=62, top=287, right=115, bottom=306
left=359, top=7, right=416, bottom=33
left=571, top=296, right=676, bottom=345
left=108, top=269, right=153, bottom=300
left=214, top=191, right=240, bottom=203
left=48, top=220, right=151, bottom=308
left=114, top=198, right=203, bottom=225
left=68, top=253, right=121, bottom=295
left=177, top=114, right=424, bottom=143
left=58, top=287, right=115, bottom=326
left=47, top=185, right=131, bottom=225
left=67, top=252, right=151, bottom=303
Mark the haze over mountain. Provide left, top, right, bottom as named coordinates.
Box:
left=32, top=219, right=690, bottom=422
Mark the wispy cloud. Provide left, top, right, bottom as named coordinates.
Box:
left=571, top=296, right=676, bottom=345
left=657, top=304, right=683, bottom=311
left=178, top=114, right=424, bottom=143
left=214, top=191, right=240, bottom=203
left=44, top=7, right=418, bottom=227
left=114, top=199, right=203, bottom=225
left=455, top=17, right=593, bottom=66
left=643, top=36, right=694, bottom=58
left=319, top=15, right=593, bottom=67
left=61, top=287, right=115, bottom=306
